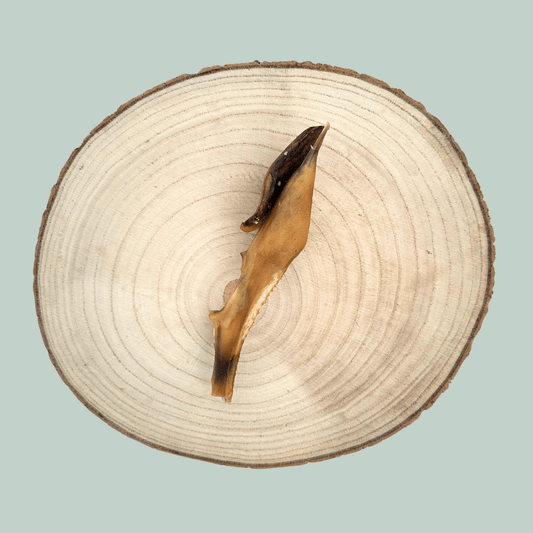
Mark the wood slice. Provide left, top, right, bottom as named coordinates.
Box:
left=34, top=61, right=495, bottom=467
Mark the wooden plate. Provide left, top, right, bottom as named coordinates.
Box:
left=34, top=61, right=494, bottom=467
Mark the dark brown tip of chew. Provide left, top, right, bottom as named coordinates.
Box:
left=212, top=357, right=232, bottom=399
left=241, top=125, right=324, bottom=232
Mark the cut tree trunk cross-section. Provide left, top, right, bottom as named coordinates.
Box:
left=34, top=61, right=494, bottom=468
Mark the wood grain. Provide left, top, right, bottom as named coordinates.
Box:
left=34, top=61, right=495, bottom=467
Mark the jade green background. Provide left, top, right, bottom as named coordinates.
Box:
left=2, top=1, right=531, bottom=531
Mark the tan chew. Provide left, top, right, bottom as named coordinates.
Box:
left=210, top=125, right=329, bottom=401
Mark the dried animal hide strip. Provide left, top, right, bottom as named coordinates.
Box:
left=209, top=124, right=330, bottom=401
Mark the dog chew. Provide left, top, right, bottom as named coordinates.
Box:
left=209, top=123, right=330, bottom=401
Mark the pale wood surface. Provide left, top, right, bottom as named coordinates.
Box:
left=35, top=62, right=494, bottom=467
